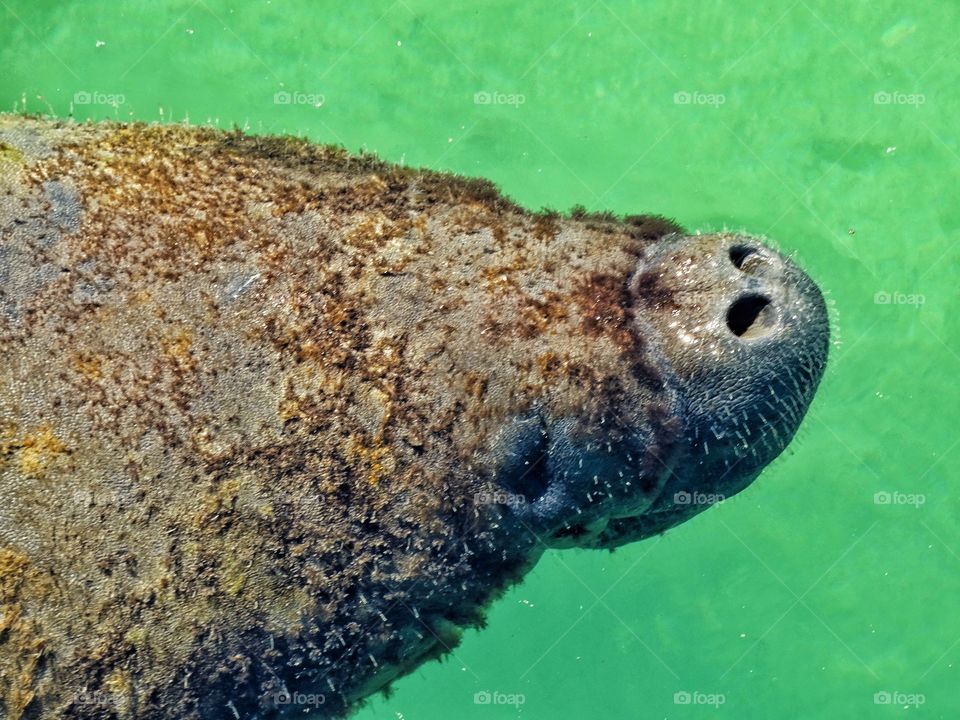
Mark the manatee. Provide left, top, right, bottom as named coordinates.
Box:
left=0, top=115, right=829, bottom=719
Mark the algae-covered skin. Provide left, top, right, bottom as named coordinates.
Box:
left=0, top=115, right=829, bottom=719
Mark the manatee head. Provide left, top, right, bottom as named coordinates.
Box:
left=493, top=231, right=828, bottom=551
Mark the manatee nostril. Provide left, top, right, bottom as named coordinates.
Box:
left=726, top=294, right=775, bottom=338
left=729, top=244, right=757, bottom=270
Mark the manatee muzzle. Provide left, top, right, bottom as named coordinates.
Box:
left=493, top=233, right=829, bottom=550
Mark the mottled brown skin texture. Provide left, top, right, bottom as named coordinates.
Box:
left=0, top=116, right=828, bottom=719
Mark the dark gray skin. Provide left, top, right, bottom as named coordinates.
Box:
left=0, top=115, right=828, bottom=719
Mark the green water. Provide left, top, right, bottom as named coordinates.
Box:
left=1, top=1, right=957, bottom=718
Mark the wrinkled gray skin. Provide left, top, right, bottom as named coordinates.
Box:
left=0, top=116, right=828, bottom=719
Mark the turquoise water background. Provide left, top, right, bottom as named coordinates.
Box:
left=2, top=1, right=958, bottom=717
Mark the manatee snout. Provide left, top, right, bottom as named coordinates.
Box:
left=631, top=231, right=829, bottom=503
left=500, top=232, right=828, bottom=551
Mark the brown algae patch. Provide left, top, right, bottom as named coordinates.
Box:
left=0, top=548, right=48, bottom=720
left=0, top=425, right=69, bottom=478
left=0, top=142, right=25, bottom=165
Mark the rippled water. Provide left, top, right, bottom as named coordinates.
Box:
left=1, top=1, right=957, bottom=717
